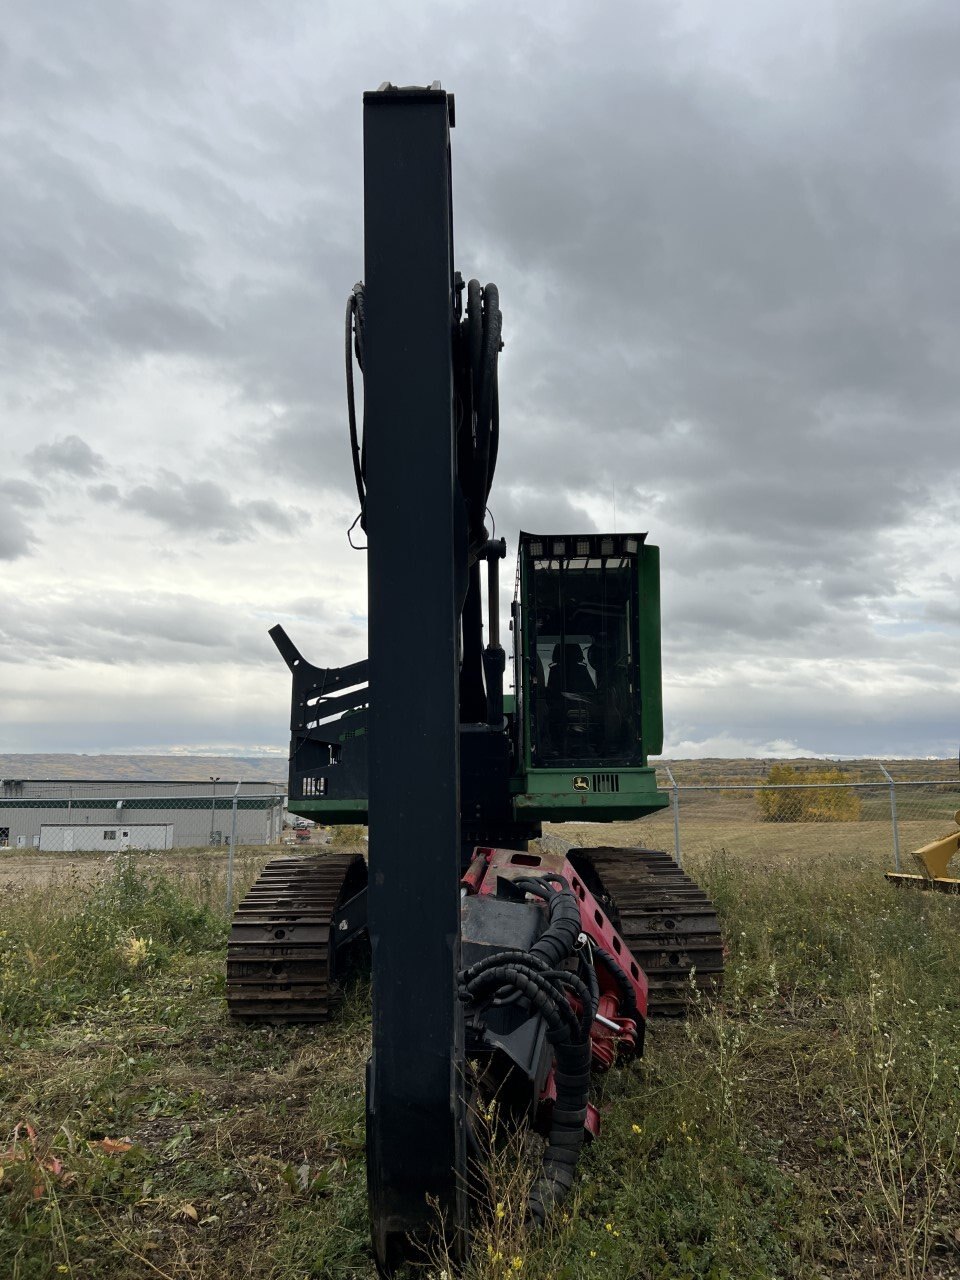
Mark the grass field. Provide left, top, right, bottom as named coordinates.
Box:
left=2, top=822, right=960, bottom=1279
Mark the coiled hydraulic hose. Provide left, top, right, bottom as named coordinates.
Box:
left=514, top=874, right=583, bottom=970
left=457, top=874, right=593, bottom=1228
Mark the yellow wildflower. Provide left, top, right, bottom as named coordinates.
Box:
left=119, top=932, right=151, bottom=969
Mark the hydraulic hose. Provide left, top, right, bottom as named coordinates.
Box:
left=513, top=875, right=583, bottom=970
left=580, top=950, right=600, bottom=1023
left=345, top=284, right=367, bottom=531
left=458, top=279, right=502, bottom=553
left=457, top=872, right=593, bottom=1229
left=343, top=275, right=501, bottom=556
left=460, top=960, right=593, bottom=1041
left=593, top=945, right=638, bottom=1027
left=460, top=964, right=581, bottom=1040
left=528, top=1037, right=592, bottom=1228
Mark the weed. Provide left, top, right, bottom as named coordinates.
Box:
left=0, top=854, right=226, bottom=1028
left=324, top=824, right=369, bottom=850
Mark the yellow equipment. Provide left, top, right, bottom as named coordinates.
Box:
left=886, top=810, right=960, bottom=892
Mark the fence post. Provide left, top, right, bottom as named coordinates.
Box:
left=226, top=781, right=241, bottom=916
left=664, top=765, right=682, bottom=868
left=878, top=764, right=901, bottom=872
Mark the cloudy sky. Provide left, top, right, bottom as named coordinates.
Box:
left=3, top=0, right=958, bottom=760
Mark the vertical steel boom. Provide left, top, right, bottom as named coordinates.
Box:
left=362, top=84, right=468, bottom=1272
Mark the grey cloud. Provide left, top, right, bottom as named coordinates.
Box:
left=257, top=403, right=362, bottom=498
left=27, top=433, right=105, bottom=477
left=97, top=295, right=222, bottom=355
left=665, top=673, right=960, bottom=760
left=3, top=0, right=960, bottom=755
left=926, top=599, right=960, bottom=625
left=114, top=470, right=307, bottom=541
left=0, top=585, right=366, bottom=685
left=452, top=3, right=960, bottom=595
left=667, top=584, right=831, bottom=646
left=489, top=484, right=596, bottom=542
left=88, top=482, right=121, bottom=503
left=0, top=509, right=35, bottom=560
left=245, top=498, right=304, bottom=532
left=0, top=589, right=277, bottom=668
left=0, top=706, right=289, bottom=756
left=0, top=480, right=44, bottom=507
left=2, top=137, right=212, bottom=372
left=0, top=480, right=43, bottom=560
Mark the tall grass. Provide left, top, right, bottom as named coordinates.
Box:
left=0, top=854, right=228, bottom=1027
left=2, top=843, right=960, bottom=1277
left=694, top=848, right=960, bottom=1280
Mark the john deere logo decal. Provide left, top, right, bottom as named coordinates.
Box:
left=573, top=775, right=589, bottom=791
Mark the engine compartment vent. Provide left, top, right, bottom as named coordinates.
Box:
left=592, top=773, right=620, bottom=793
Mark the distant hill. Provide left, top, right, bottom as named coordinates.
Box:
left=0, top=754, right=285, bottom=783
left=653, top=756, right=958, bottom=784
left=1, top=753, right=953, bottom=789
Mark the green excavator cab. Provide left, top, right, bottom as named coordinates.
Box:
left=511, top=531, right=668, bottom=822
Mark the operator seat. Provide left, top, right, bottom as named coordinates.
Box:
left=547, top=643, right=597, bottom=755
left=547, top=643, right=596, bottom=697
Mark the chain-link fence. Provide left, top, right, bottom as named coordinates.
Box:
left=0, top=782, right=288, bottom=915
left=636, top=763, right=960, bottom=871
left=1, top=763, right=957, bottom=878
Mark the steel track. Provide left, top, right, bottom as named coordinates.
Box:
left=226, top=852, right=368, bottom=1023
left=568, top=846, right=724, bottom=1016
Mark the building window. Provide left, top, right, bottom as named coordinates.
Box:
left=103, top=829, right=116, bottom=840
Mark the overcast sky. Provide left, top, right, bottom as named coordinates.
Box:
left=2, top=0, right=958, bottom=760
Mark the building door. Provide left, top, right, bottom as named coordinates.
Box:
left=119, top=829, right=130, bottom=851
left=0, top=827, right=8, bottom=847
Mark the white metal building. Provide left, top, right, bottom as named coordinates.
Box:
left=0, top=778, right=285, bottom=851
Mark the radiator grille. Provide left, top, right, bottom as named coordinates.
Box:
left=592, top=773, right=620, bottom=793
